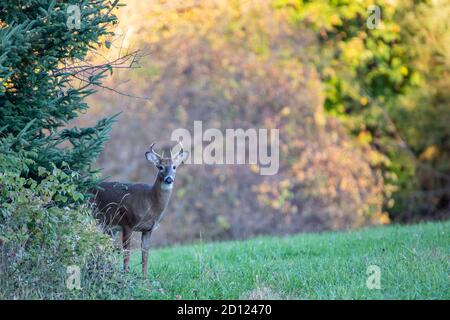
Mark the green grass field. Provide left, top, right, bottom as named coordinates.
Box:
left=129, top=221, right=449, bottom=299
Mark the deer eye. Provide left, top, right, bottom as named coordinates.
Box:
left=172, top=166, right=176, bottom=170
left=157, top=165, right=163, bottom=171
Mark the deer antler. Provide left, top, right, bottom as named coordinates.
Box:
left=149, top=143, right=163, bottom=159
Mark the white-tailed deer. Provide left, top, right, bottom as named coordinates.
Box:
left=91, top=142, right=189, bottom=278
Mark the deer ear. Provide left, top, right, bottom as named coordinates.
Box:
left=174, top=150, right=189, bottom=166
left=145, top=152, right=160, bottom=165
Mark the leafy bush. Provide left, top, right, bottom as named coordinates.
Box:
left=0, top=146, right=136, bottom=299
left=275, top=0, right=450, bottom=220
left=0, top=1, right=139, bottom=299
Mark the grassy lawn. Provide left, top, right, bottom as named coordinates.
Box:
left=129, top=221, right=449, bottom=299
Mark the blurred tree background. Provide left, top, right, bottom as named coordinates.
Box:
left=73, top=0, right=449, bottom=245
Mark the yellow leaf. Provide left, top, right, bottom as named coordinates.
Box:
left=280, top=106, right=291, bottom=117
left=360, top=97, right=368, bottom=106
left=357, top=131, right=372, bottom=146
left=400, top=66, right=408, bottom=76
left=419, top=145, right=439, bottom=161
left=378, top=213, right=390, bottom=225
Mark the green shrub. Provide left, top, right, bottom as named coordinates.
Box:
left=0, top=1, right=139, bottom=299
left=0, top=148, right=136, bottom=299
left=275, top=0, right=450, bottom=220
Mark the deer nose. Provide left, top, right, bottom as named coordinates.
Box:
left=164, top=176, right=174, bottom=184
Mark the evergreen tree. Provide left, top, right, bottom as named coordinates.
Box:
left=0, top=0, right=120, bottom=191
left=0, top=1, right=139, bottom=298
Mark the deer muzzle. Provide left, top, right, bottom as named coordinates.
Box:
left=164, top=176, right=174, bottom=184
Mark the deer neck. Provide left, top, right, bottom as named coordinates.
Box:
left=150, top=176, right=172, bottom=214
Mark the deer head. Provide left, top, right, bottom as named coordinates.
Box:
left=145, top=142, right=189, bottom=190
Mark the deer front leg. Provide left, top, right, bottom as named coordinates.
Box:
left=141, top=230, right=153, bottom=279
left=122, top=226, right=132, bottom=272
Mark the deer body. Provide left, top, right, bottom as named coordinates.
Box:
left=94, top=181, right=171, bottom=232
left=91, top=143, right=188, bottom=278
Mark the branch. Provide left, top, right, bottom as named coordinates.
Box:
left=53, top=50, right=145, bottom=78
left=72, top=73, right=150, bottom=100
left=53, top=49, right=151, bottom=101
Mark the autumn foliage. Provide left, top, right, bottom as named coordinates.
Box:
left=80, top=0, right=395, bottom=245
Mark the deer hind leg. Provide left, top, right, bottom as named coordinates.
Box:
left=122, top=226, right=132, bottom=272
left=141, top=230, right=153, bottom=279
